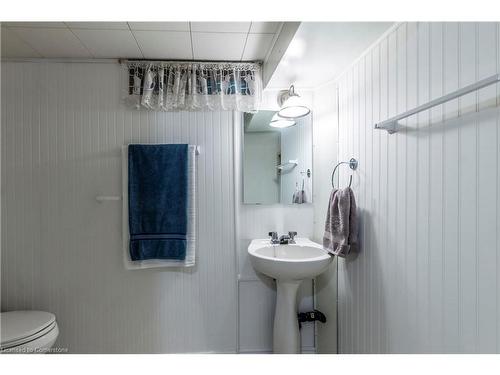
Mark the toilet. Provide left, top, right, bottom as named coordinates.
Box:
left=0, top=310, right=59, bottom=353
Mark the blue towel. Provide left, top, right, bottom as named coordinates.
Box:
left=128, top=144, right=188, bottom=261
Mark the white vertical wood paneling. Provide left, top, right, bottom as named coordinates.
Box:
left=379, top=35, right=391, bottom=353
left=406, top=22, right=418, bottom=353
left=415, top=22, right=429, bottom=351
left=1, top=62, right=237, bottom=353
left=476, top=22, right=498, bottom=352
left=427, top=22, right=445, bottom=352
left=459, top=22, right=478, bottom=353
left=312, top=82, right=338, bottom=354
left=371, top=43, right=384, bottom=352
left=365, top=49, right=375, bottom=352
left=333, top=22, right=500, bottom=353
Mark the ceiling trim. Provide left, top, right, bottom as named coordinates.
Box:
left=0, top=57, right=119, bottom=64
left=262, top=22, right=300, bottom=88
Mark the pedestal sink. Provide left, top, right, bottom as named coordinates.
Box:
left=248, top=238, right=332, bottom=354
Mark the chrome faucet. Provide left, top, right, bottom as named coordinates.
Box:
left=278, top=231, right=298, bottom=244
left=269, top=231, right=298, bottom=244
left=268, top=231, right=280, bottom=244
left=279, top=234, right=290, bottom=244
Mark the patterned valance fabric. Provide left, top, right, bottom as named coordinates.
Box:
left=123, top=60, right=262, bottom=113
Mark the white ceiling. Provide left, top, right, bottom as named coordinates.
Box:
left=0, top=22, right=282, bottom=61
left=267, top=22, right=394, bottom=89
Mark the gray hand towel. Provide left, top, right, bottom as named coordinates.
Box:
left=323, top=187, right=357, bottom=257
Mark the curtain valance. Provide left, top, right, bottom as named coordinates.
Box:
left=123, top=60, right=262, bottom=113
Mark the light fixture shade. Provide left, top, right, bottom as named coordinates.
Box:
left=277, top=86, right=311, bottom=119
left=269, top=113, right=296, bottom=128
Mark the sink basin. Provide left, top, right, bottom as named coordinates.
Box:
left=248, top=237, right=333, bottom=354
left=248, top=238, right=332, bottom=280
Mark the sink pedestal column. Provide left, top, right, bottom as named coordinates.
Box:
left=273, top=280, right=302, bottom=354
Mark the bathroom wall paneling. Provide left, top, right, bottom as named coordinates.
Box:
left=1, top=61, right=238, bottom=353
left=334, top=22, right=500, bottom=353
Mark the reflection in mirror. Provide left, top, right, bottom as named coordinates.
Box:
left=243, top=110, right=312, bottom=205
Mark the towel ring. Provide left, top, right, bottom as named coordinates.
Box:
left=331, top=158, right=358, bottom=189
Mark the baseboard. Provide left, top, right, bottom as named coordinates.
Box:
left=238, top=348, right=273, bottom=354
left=301, top=346, right=317, bottom=354
left=190, top=350, right=238, bottom=354
left=238, top=347, right=317, bottom=354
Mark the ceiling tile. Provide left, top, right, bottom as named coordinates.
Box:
left=249, top=22, right=281, bottom=34
left=1, top=27, right=41, bottom=58
left=242, top=33, right=275, bottom=61
left=133, top=31, right=192, bottom=59
left=9, top=27, right=91, bottom=58
left=66, top=22, right=129, bottom=30
left=72, top=29, right=142, bottom=58
left=190, top=22, right=250, bottom=33
left=128, top=22, right=189, bottom=31
left=2, top=22, right=67, bottom=28
left=192, top=32, right=247, bottom=61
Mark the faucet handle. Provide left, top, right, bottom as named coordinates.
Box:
left=268, top=231, right=279, bottom=243
left=288, top=231, right=297, bottom=243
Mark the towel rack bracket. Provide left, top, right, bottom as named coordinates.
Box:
left=348, top=158, right=358, bottom=171
left=374, top=121, right=398, bottom=134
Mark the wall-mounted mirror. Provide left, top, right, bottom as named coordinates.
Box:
left=243, top=110, right=312, bottom=205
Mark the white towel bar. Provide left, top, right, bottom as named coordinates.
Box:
left=97, top=145, right=200, bottom=203
left=374, top=73, right=500, bottom=133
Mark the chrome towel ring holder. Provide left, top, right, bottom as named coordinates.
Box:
left=331, top=158, right=358, bottom=189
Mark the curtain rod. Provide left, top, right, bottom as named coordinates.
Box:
left=1, top=58, right=119, bottom=64
left=1, top=58, right=262, bottom=65
left=120, top=58, right=262, bottom=65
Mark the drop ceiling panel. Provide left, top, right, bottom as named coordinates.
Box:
left=8, top=27, right=91, bottom=58
left=1, top=27, right=41, bottom=58
left=1, top=22, right=67, bottom=28
left=1, top=21, right=285, bottom=61
left=242, top=33, right=275, bottom=60
left=66, top=22, right=129, bottom=30
left=133, top=31, right=192, bottom=59
left=191, top=22, right=250, bottom=33
left=192, top=32, right=247, bottom=60
left=72, top=29, right=142, bottom=58
left=249, top=22, right=281, bottom=34
left=128, top=22, right=190, bottom=31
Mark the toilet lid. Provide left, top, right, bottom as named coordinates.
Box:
left=0, top=310, right=56, bottom=348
